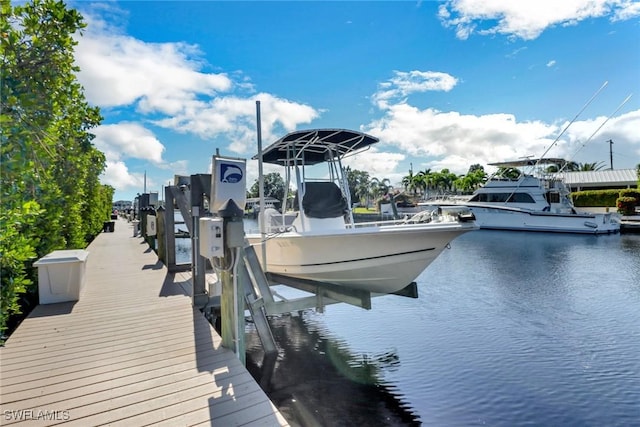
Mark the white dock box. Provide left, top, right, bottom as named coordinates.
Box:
left=33, top=249, right=89, bottom=304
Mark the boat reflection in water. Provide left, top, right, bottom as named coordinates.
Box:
left=245, top=309, right=421, bottom=426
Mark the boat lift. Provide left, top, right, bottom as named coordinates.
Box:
left=161, top=158, right=418, bottom=380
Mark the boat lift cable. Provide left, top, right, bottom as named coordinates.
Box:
left=557, top=93, right=633, bottom=174
left=534, top=80, right=609, bottom=171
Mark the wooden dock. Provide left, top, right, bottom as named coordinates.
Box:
left=0, top=218, right=289, bottom=426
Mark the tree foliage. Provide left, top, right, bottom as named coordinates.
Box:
left=248, top=172, right=288, bottom=203
left=345, top=166, right=370, bottom=205
left=455, top=166, right=487, bottom=192
left=1, top=0, right=111, bottom=337
left=495, top=167, right=522, bottom=180
left=547, top=161, right=606, bottom=173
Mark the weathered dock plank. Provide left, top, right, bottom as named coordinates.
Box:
left=0, top=218, right=289, bottom=427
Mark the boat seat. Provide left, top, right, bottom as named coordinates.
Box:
left=300, top=182, right=349, bottom=219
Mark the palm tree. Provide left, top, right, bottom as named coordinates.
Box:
left=415, top=169, right=432, bottom=199
left=454, top=168, right=487, bottom=193
left=496, top=167, right=522, bottom=180
left=430, top=169, right=458, bottom=194
left=577, top=161, right=606, bottom=171
left=402, top=170, right=414, bottom=191
left=563, top=161, right=580, bottom=172
left=368, top=177, right=382, bottom=203
left=370, top=177, right=391, bottom=198
left=401, top=170, right=417, bottom=195
left=356, top=182, right=371, bottom=207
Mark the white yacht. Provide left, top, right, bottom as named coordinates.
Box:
left=245, top=129, right=478, bottom=294
left=433, top=159, right=620, bottom=234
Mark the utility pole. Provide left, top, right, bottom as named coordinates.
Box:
left=608, top=139, right=614, bottom=170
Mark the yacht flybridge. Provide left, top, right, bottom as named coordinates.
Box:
left=245, top=129, right=478, bottom=294
left=430, top=158, right=620, bottom=234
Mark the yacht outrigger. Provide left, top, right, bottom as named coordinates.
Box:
left=245, top=129, right=478, bottom=294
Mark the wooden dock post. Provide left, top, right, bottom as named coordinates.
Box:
left=164, top=186, right=178, bottom=271
left=156, top=206, right=166, bottom=263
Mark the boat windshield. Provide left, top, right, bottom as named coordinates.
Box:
left=469, top=193, right=535, bottom=203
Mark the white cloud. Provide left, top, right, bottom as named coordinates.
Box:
left=556, top=109, right=640, bottom=164
left=365, top=103, right=556, bottom=174
left=100, top=160, right=144, bottom=191
left=372, top=70, right=458, bottom=108
left=439, top=0, right=640, bottom=40
left=152, top=93, right=319, bottom=155
left=92, top=122, right=166, bottom=164
left=343, top=148, right=406, bottom=182
left=74, top=10, right=320, bottom=158
left=365, top=71, right=640, bottom=176
left=75, top=14, right=232, bottom=110
left=91, top=122, right=185, bottom=190
left=546, top=60, right=557, bottom=67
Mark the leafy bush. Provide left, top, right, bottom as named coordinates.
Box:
left=0, top=201, right=42, bottom=336
left=617, top=197, right=637, bottom=215
left=1, top=0, right=112, bottom=339
left=570, top=190, right=619, bottom=207
left=619, top=189, right=640, bottom=206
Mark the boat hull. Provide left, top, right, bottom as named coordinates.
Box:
left=246, top=223, right=476, bottom=294
left=467, top=204, right=620, bottom=234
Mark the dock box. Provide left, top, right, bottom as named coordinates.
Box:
left=33, top=250, right=90, bottom=304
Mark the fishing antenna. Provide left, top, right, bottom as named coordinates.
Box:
left=558, top=93, right=633, bottom=173
left=534, top=81, right=609, bottom=170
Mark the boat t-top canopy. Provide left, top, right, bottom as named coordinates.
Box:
left=488, top=158, right=568, bottom=168
left=256, top=129, right=379, bottom=166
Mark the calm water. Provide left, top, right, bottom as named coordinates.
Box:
left=243, top=230, right=640, bottom=426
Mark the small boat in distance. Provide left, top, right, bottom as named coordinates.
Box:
left=425, top=158, right=620, bottom=234
left=245, top=129, right=478, bottom=294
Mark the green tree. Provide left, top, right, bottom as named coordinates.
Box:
left=345, top=167, right=370, bottom=205
left=577, top=161, right=606, bottom=171
left=413, top=169, right=431, bottom=198
left=467, top=164, right=484, bottom=174
left=401, top=170, right=417, bottom=195
left=369, top=177, right=391, bottom=201
left=1, top=0, right=109, bottom=337
left=454, top=166, right=487, bottom=193
left=248, top=172, right=287, bottom=203
left=496, top=167, right=522, bottom=180
left=431, top=169, right=458, bottom=193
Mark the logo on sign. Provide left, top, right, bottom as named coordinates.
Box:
left=220, top=163, right=243, bottom=183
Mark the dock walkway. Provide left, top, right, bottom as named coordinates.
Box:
left=0, top=219, right=289, bottom=426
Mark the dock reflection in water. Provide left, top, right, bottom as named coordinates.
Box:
left=245, top=230, right=640, bottom=426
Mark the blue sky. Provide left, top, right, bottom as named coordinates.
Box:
left=68, top=1, right=640, bottom=202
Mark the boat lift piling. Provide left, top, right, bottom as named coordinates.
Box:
left=163, top=180, right=193, bottom=273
